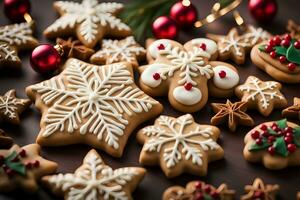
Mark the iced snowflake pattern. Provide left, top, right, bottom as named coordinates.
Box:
left=141, top=114, right=220, bottom=168
left=241, top=25, right=270, bottom=46
left=30, top=59, right=157, bottom=149
left=219, top=30, right=250, bottom=56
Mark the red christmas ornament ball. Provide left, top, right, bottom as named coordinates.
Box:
left=248, top=0, right=277, bottom=24
left=30, top=44, right=61, bottom=74
left=170, top=1, right=198, bottom=28
left=152, top=16, right=178, bottom=39
left=4, top=0, right=30, bottom=22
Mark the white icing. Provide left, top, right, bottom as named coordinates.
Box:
left=31, top=59, right=157, bottom=149
left=47, top=150, right=141, bottom=200
left=148, top=39, right=172, bottom=59
left=141, top=63, right=168, bottom=87
left=212, top=66, right=239, bottom=89
left=241, top=25, right=270, bottom=45
left=141, top=114, right=220, bottom=168
left=173, top=86, right=202, bottom=105
left=91, top=36, right=145, bottom=63
left=0, top=90, right=28, bottom=119
left=45, top=0, right=130, bottom=43
left=190, top=38, right=218, bottom=57
left=220, top=30, right=249, bottom=56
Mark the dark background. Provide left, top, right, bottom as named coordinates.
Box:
left=0, top=0, right=300, bottom=199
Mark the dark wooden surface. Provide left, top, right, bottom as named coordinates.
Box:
left=0, top=0, right=300, bottom=199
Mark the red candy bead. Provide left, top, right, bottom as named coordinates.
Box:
left=204, top=185, right=211, bottom=193
left=256, top=138, right=263, bottom=145
left=260, top=124, right=267, bottom=131
left=285, top=127, right=293, bottom=133
left=157, top=44, right=165, bottom=50
left=284, top=136, right=293, bottom=144
left=211, top=191, right=219, bottom=198
left=33, top=160, right=40, bottom=167
left=265, top=45, right=274, bottom=53
left=284, top=34, right=292, bottom=41
left=152, top=73, right=161, bottom=80
left=294, top=41, right=300, bottom=49
left=268, top=136, right=275, bottom=142
left=268, top=146, right=275, bottom=155
left=5, top=168, right=15, bottom=177
left=269, top=51, right=276, bottom=58
left=199, top=43, right=207, bottom=51
left=251, top=131, right=260, bottom=139
left=4, top=0, right=31, bottom=23
left=25, top=162, right=32, bottom=169
left=279, top=56, right=286, bottom=63
left=288, top=63, right=296, bottom=71
left=218, top=70, right=226, bottom=78
left=281, top=39, right=290, bottom=47
left=195, top=181, right=202, bottom=189
left=272, top=36, right=281, bottom=45
left=262, top=130, right=269, bottom=137
left=19, top=149, right=26, bottom=157
left=287, top=144, right=296, bottom=153
left=184, top=82, right=193, bottom=91
left=268, top=39, right=275, bottom=47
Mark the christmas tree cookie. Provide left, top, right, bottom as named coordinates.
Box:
left=244, top=119, right=300, bottom=170
left=251, top=34, right=300, bottom=83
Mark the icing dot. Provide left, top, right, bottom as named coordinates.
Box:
left=152, top=73, right=160, bottom=80
left=157, top=43, right=165, bottom=50
left=184, top=82, right=193, bottom=91
left=199, top=43, right=206, bottom=51
left=218, top=70, right=226, bottom=78
left=19, top=149, right=26, bottom=157
left=33, top=160, right=40, bottom=168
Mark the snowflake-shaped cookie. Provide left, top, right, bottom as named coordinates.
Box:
left=44, top=0, right=131, bottom=48
left=207, top=28, right=251, bottom=64
left=235, top=76, right=287, bottom=116
left=26, top=58, right=162, bottom=157
left=137, top=114, right=224, bottom=178
left=90, top=36, right=146, bottom=68
left=241, top=25, right=272, bottom=46
left=42, top=149, right=145, bottom=200
left=0, top=22, right=38, bottom=68
left=0, top=90, right=31, bottom=124
left=139, top=38, right=240, bottom=113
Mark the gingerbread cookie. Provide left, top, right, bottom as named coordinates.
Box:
left=44, top=0, right=131, bottom=48
left=0, top=90, right=31, bottom=124
left=207, top=28, right=251, bottom=64
left=139, top=38, right=240, bottom=113
left=0, top=129, right=13, bottom=149
left=282, top=97, right=300, bottom=120
left=287, top=19, right=300, bottom=40
left=235, top=76, right=287, bottom=117
left=90, top=36, right=146, bottom=68
left=241, top=178, right=279, bottom=200
left=251, top=34, right=300, bottom=83
left=163, top=181, right=235, bottom=200
left=0, top=22, right=38, bottom=69
left=26, top=58, right=162, bottom=157
left=42, top=149, right=145, bottom=200
left=240, top=25, right=272, bottom=47
left=137, top=114, right=224, bottom=178
left=211, top=100, right=254, bottom=132
left=56, top=37, right=95, bottom=61
left=244, top=119, right=300, bottom=170
left=0, top=144, right=57, bottom=193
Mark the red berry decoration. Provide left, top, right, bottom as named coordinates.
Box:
left=25, top=162, right=32, bottom=169
left=157, top=44, right=165, bottom=50
left=294, top=41, right=300, bottom=49
left=268, top=39, right=275, bottom=47
left=5, top=168, right=15, bottom=177
left=152, top=73, right=161, bottom=80
left=272, top=36, right=281, bottom=45
left=269, top=51, right=276, bottom=58
left=268, top=136, right=275, bottom=142
left=33, top=160, right=40, bottom=168
left=256, top=138, right=263, bottom=145
left=170, top=1, right=198, bottom=28
left=251, top=131, right=260, bottom=139
left=265, top=45, right=274, bottom=53
left=281, top=39, right=290, bottom=47
left=284, top=34, right=292, bottom=41
left=194, top=192, right=204, bottom=200
left=253, top=190, right=265, bottom=199
left=152, top=16, right=178, bottom=39
left=195, top=181, right=202, bottom=189
left=268, top=146, right=275, bottom=155
left=19, top=149, right=26, bottom=157
left=287, top=144, right=296, bottom=153
left=4, top=0, right=31, bottom=22
left=199, top=43, right=206, bottom=51
left=248, top=0, right=277, bottom=24
left=288, top=63, right=296, bottom=71
left=218, top=70, right=226, bottom=78
left=279, top=56, right=286, bottom=63
left=210, top=191, right=219, bottom=198
left=30, top=44, right=62, bottom=74
left=284, top=136, right=293, bottom=143
left=204, top=185, right=211, bottom=193
left=184, top=82, right=193, bottom=91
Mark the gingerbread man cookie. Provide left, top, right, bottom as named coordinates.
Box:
left=42, top=149, right=145, bottom=200
left=137, top=114, right=224, bottom=178
left=0, top=144, right=57, bottom=193
left=0, top=22, right=38, bottom=69
left=244, top=119, right=300, bottom=170
left=26, top=58, right=162, bottom=157
left=235, top=76, right=287, bottom=117
left=163, top=181, right=235, bottom=200
left=44, top=0, right=131, bottom=48
left=251, top=34, right=300, bottom=83
left=139, top=38, right=240, bottom=112
left=90, top=36, right=146, bottom=68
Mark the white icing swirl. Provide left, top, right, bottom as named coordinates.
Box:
left=212, top=66, right=239, bottom=89
left=141, top=63, right=167, bottom=87
left=148, top=39, right=172, bottom=59
left=173, top=86, right=202, bottom=105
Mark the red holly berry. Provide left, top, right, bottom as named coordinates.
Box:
left=288, top=63, right=296, bottom=71
left=210, top=191, right=219, bottom=198
left=284, top=127, right=293, bottom=134
left=251, top=131, right=260, bottom=139
left=157, top=43, right=165, bottom=50
left=285, top=132, right=293, bottom=138
left=19, top=149, right=26, bottom=157
left=184, top=82, right=193, bottom=91
left=199, top=43, right=206, bottom=51
left=272, top=36, right=281, bottom=45
left=5, top=168, right=14, bottom=177
left=194, top=192, right=204, bottom=200
left=195, top=181, right=202, bottom=190
left=279, top=56, right=286, bottom=63
left=277, top=131, right=283, bottom=136
left=281, top=39, right=290, bottom=47
left=253, top=190, right=265, bottom=199
left=25, top=162, right=32, bottom=169
left=271, top=124, right=280, bottom=132
left=256, top=138, right=263, bottom=145
left=284, top=136, right=293, bottom=144
left=294, top=41, right=300, bottom=49
left=260, top=124, right=267, bottom=131
left=284, top=34, right=292, bottom=41
left=262, top=130, right=269, bottom=138
left=287, top=144, right=296, bottom=153
left=265, top=45, right=274, bottom=53
left=33, top=160, right=40, bottom=168
left=152, top=73, right=160, bottom=80
left=2, top=164, right=8, bottom=171
left=218, top=70, right=226, bottom=78
left=269, top=51, right=276, bottom=58
left=268, top=136, right=275, bottom=142
left=268, top=39, right=275, bottom=47
left=268, top=146, right=275, bottom=155
left=204, top=185, right=211, bottom=193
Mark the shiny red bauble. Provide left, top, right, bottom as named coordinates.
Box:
left=152, top=16, right=178, bottom=39
left=170, top=1, right=198, bottom=28
left=30, top=44, right=61, bottom=74
left=248, top=0, right=277, bottom=24
left=4, top=0, right=30, bottom=22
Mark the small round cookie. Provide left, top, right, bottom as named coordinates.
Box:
left=251, top=34, right=300, bottom=83
left=244, top=119, right=300, bottom=170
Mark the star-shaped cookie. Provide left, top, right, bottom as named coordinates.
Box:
left=0, top=90, right=31, bottom=124
left=137, top=114, right=224, bottom=178
left=235, top=76, right=287, bottom=116
left=287, top=19, right=300, bottom=40
left=207, top=28, right=251, bottom=64
left=0, top=144, right=57, bottom=193
left=44, top=0, right=132, bottom=48
left=90, top=36, right=146, bottom=68
left=211, top=100, right=254, bottom=132
left=240, top=25, right=272, bottom=47
left=42, top=149, right=145, bottom=200
left=241, top=178, right=279, bottom=200
left=26, top=58, right=162, bottom=157
left=56, top=37, right=95, bottom=61
left=0, top=22, right=38, bottom=68
left=282, top=97, right=300, bottom=120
